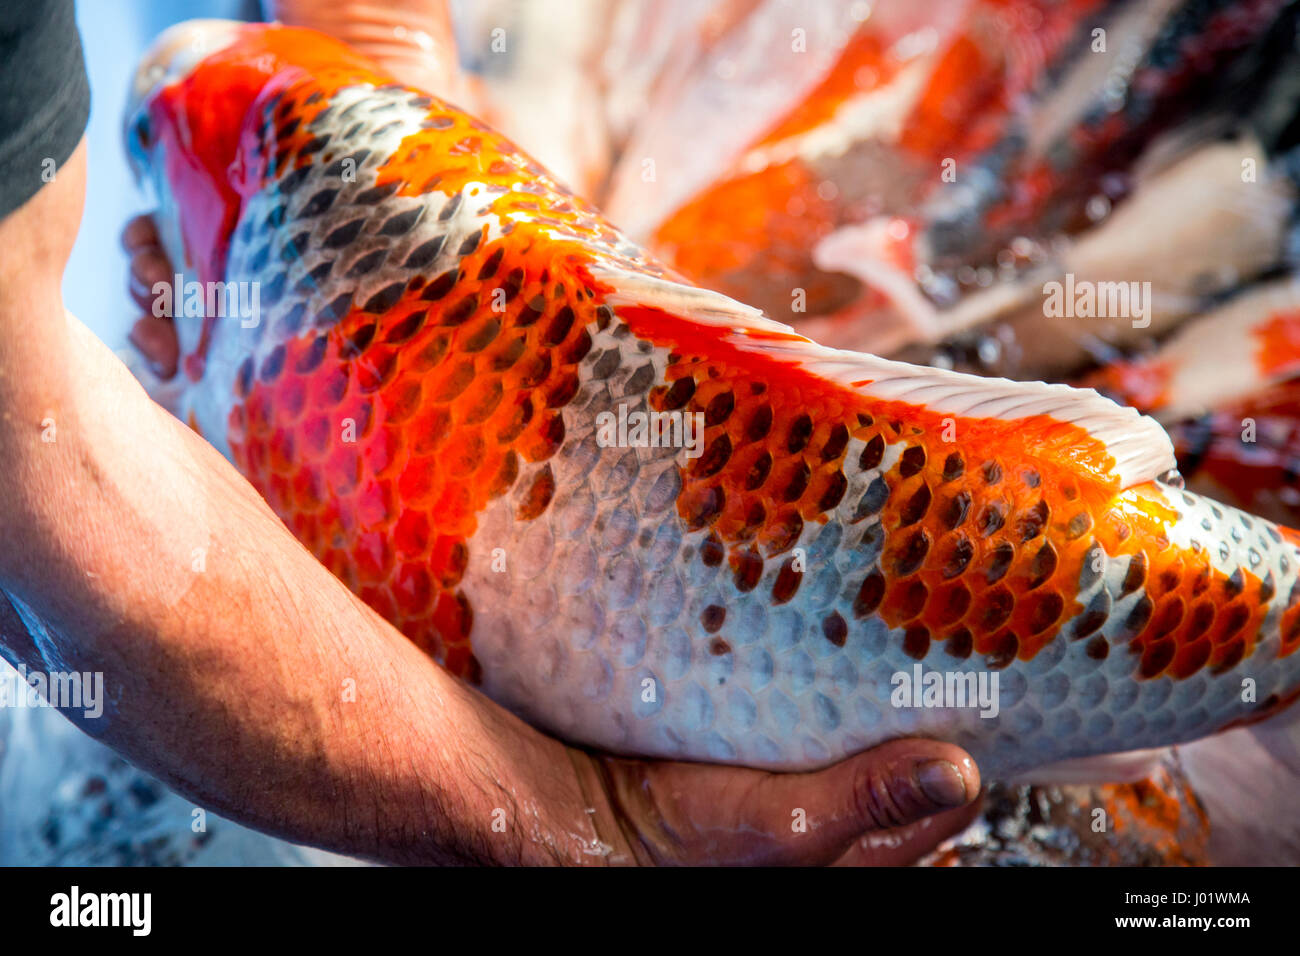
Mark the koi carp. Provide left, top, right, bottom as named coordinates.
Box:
left=125, top=19, right=1300, bottom=780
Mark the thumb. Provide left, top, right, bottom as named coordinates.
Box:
left=601, top=739, right=980, bottom=865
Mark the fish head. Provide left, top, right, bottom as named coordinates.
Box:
left=126, top=19, right=249, bottom=376
left=125, top=20, right=389, bottom=389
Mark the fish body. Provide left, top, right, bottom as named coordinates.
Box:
left=130, top=22, right=1300, bottom=779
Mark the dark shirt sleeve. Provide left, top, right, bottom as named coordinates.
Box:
left=0, top=0, right=90, bottom=221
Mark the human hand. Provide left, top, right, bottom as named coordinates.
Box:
left=571, top=741, right=982, bottom=865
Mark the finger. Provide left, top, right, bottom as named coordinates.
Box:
left=129, top=315, right=180, bottom=380
left=129, top=247, right=173, bottom=314
left=831, top=794, right=985, bottom=866
left=607, top=739, right=980, bottom=865
left=121, top=213, right=160, bottom=252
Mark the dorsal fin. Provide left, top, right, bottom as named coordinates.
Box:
left=783, top=346, right=1176, bottom=489
left=595, top=266, right=1176, bottom=489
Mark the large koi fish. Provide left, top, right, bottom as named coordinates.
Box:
left=125, top=19, right=1300, bottom=780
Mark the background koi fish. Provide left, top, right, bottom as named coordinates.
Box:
left=1082, top=279, right=1300, bottom=527
left=126, top=19, right=1300, bottom=784
left=580, top=0, right=1300, bottom=377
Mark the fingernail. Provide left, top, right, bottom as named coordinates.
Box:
left=128, top=331, right=157, bottom=373
left=129, top=325, right=177, bottom=380
left=917, top=760, right=968, bottom=807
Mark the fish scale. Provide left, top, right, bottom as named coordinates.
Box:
left=131, top=23, right=1300, bottom=779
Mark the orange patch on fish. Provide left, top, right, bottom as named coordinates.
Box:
left=651, top=161, right=860, bottom=317
left=751, top=28, right=899, bottom=149
left=1253, top=309, right=1300, bottom=380
left=620, top=304, right=1115, bottom=666
left=1080, top=358, right=1174, bottom=415
left=617, top=304, right=1288, bottom=678
left=227, top=233, right=605, bottom=678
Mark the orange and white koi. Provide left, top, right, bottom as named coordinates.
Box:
left=126, top=20, right=1300, bottom=779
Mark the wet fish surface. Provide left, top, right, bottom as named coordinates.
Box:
left=126, top=21, right=1300, bottom=781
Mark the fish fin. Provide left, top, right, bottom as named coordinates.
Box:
left=1009, top=748, right=1170, bottom=786
left=596, top=268, right=1177, bottom=489
left=1178, top=710, right=1300, bottom=865
left=595, top=269, right=792, bottom=332
left=788, top=353, right=1176, bottom=489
